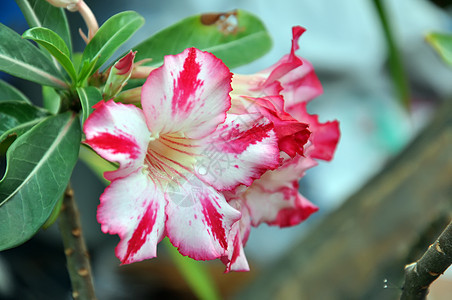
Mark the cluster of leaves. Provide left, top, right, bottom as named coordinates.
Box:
left=0, top=0, right=272, bottom=251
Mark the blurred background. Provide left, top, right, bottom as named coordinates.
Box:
left=1, top=0, right=451, bottom=299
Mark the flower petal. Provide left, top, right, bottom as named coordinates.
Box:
left=244, top=155, right=318, bottom=227
left=253, top=26, right=323, bottom=106
left=141, top=48, right=232, bottom=139
left=97, top=169, right=166, bottom=264
left=195, top=113, right=280, bottom=190
left=260, top=26, right=305, bottom=87
left=221, top=200, right=251, bottom=273
left=279, top=58, right=323, bottom=106
left=83, top=100, right=150, bottom=181
left=245, top=182, right=318, bottom=227
left=164, top=174, right=241, bottom=260
left=288, top=103, right=340, bottom=161
left=233, top=95, right=311, bottom=158
left=270, top=193, right=318, bottom=227
left=255, top=153, right=317, bottom=191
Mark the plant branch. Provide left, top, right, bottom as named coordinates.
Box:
left=401, top=220, right=452, bottom=300
left=58, top=184, right=97, bottom=300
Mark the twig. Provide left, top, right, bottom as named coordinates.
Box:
left=58, top=184, right=97, bottom=300
left=401, top=220, right=452, bottom=299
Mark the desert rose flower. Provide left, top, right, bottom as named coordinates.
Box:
left=221, top=27, right=340, bottom=272
left=83, top=48, right=280, bottom=264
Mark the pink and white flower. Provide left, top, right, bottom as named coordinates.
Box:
left=221, top=26, right=340, bottom=272
left=83, top=48, right=280, bottom=264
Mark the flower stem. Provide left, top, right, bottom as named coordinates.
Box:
left=75, top=0, right=99, bottom=42
left=58, top=184, right=97, bottom=300
left=401, top=220, right=452, bottom=299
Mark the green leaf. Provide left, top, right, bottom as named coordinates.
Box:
left=23, top=27, right=77, bottom=83
left=0, top=121, right=40, bottom=156
left=76, top=87, right=102, bottom=124
left=15, top=0, right=72, bottom=53
left=42, top=193, right=63, bottom=229
left=42, top=86, right=60, bottom=114
left=0, top=100, right=48, bottom=137
left=133, top=9, right=272, bottom=69
left=77, top=57, right=99, bottom=86
left=0, top=112, right=81, bottom=251
left=71, top=53, right=83, bottom=71
left=0, top=100, right=48, bottom=156
left=82, top=11, right=144, bottom=74
left=0, top=23, right=67, bottom=89
left=426, top=32, right=452, bottom=67
left=0, top=79, right=30, bottom=102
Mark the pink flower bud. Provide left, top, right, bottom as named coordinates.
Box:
left=103, top=51, right=136, bottom=100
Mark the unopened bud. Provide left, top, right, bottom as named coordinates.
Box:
left=114, top=86, right=142, bottom=104
left=103, top=51, right=136, bottom=100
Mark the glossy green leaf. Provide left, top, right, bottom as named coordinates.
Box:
left=133, top=9, right=272, bottom=69
left=0, top=100, right=48, bottom=137
left=15, top=0, right=72, bottom=53
left=0, top=79, right=30, bottom=102
left=0, top=120, right=40, bottom=157
left=0, top=100, right=48, bottom=156
left=42, top=194, right=63, bottom=229
left=426, top=32, right=452, bottom=67
left=77, top=86, right=102, bottom=124
left=82, top=11, right=144, bottom=74
left=0, top=23, right=67, bottom=89
left=71, top=53, right=83, bottom=72
left=77, top=57, right=99, bottom=86
left=23, top=27, right=77, bottom=83
left=0, top=112, right=81, bottom=250
left=42, top=86, right=60, bottom=114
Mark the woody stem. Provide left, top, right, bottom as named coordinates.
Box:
left=401, top=220, right=452, bottom=299
left=58, top=184, right=97, bottom=300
